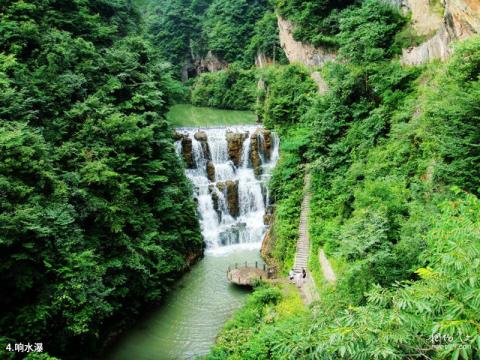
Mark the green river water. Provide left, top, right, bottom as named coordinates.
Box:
left=108, top=249, right=262, bottom=360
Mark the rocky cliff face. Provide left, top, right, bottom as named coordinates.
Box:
left=277, top=15, right=336, bottom=67
left=400, top=0, right=480, bottom=65
left=310, top=70, right=329, bottom=95
left=196, top=51, right=228, bottom=73
left=446, top=0, right=480, bottom=38
left=226, top=131, right=248, bottom=167
left=181, top=51, right=228, bottom=81
left=276, top=15, right=335, bottom=94
left=406, top=0, right=444, bottom=36
left=402, top=26, right=453, bottom=65
left=255, top=52, right=274, bottom=68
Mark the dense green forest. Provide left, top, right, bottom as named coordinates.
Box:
left=0, top=1, right=203, bottom=358
left=139, top=0, right=286, bottom=79
left=1, top=0, right=479, bottom=359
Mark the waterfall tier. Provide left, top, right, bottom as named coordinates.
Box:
left=175, top=126, right=279, bottom=253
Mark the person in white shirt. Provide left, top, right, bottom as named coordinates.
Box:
left=288, top=269, right=295, bottom=281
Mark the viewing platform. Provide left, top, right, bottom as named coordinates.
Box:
left=227, top=262, right=274, bottom=286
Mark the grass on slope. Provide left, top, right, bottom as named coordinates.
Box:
left=167, top=104, right=257, bottom=127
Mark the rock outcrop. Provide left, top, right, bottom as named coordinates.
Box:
left=217, top=180, right=239, bottom=218
left=181, top=51, right=228, bottom=81
left=263, top=213, right=272, bottom=225
left=400, top=0, right=480, bottom=65
left=194, top=131, right=208, bottom=141
left=197, top=51, right=228, bottom=73
left=277, top=15, right=336, bottom=67
left=276, top=15, right=334, bottom=94
left=262, top=129, right=272, bottom=160
left=402, top=27, right=453, bottom=65
left=194, top=131, right=211, bottom=159
left=250, top=130, right=262, bottom=176
left=408, top=0, right=444, bottom=36
left=206, top=161, right=215, bottom=182
left=275, top=0, right=478, bottom=73
left=310, top=71, right=329, bottom=95
left=445, top=0, right=480, bottom=39
left=250, top=132, right=262, bottom=177
left=209, top=184, right=221, bottom=218
left=384, top=0, right=445, bottom=35
left=249, top=128, right=274, bottom=176
left=255, top=52, right=274, bottom=68
left=226, top=131, right=247, bottom=166
left=260, top=226, right=278, bottom=269
left=173, top=131, right=184, bottom=141
left=181, top=137, right=194, bottom=168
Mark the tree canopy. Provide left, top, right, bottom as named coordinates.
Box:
left=0, top=0, right=203, bottom=358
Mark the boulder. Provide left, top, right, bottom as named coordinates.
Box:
left=173, top=131, right=185, bottom=141
left=225, top=180, right=239, bottom=218
left=263, top=213, right=272, bottom=225
left=194, top=130, right=208, bottom=142
left=206, top=161, right=215, bottom=182
left=250, top=132, right=262, bottom=177
left=181, top=137, right=194, bottom=168
left=262, top=129, right=272, bottom=160
left=217, top=180, right=239, bottom=218
left=208, top=185, right=221, bottom=218
left=201, top=141, right=211, bottom=160
left=194, top=131, right=211, bottom=160
left=226, top=131, right=247, bottom=166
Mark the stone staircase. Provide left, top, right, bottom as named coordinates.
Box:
left=293, top=173, right=311, bottom=274
left=291, top=172, right=335, bottom=304
left=292, top=173, right=319, bottom=305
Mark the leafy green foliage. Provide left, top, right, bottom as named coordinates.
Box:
left=146, top=0, right=201, bottom=76
left=139, top=0, right=282, bottom=78
left=0, top=1, right=203, bottom=358
left=421, top=39, right=480, bottom=194
left=210, top=147, right=480, bottom=360
left=263, top=193, right=480, bottom=360
left=257, top=64, right=317, bottom=128
left=191, top=64, right=257, bottom=110
left=276, top=0, right=405, bottom=57
left=246, top=11, right=288, bottom=65
left=337, top=0, right=405, bottom=63
left=275, top=0, right=355, bottom=47
left=206, top=283, right=306, bottom=360
left=202, top=0, right=269, bottom=63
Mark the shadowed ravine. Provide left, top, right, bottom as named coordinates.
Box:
left=108, top=125, right=279, bottom=359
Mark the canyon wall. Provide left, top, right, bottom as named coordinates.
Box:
left=400, top=0, right=480, bottom=65
left=276, top=15, right=335, bottom=93
left=277, top=15, right=336, bottom=67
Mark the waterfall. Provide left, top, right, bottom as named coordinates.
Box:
left=175, top=126, right=279, bottom=254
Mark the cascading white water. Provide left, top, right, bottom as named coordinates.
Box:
left=175, top=126, right=279, bottom=254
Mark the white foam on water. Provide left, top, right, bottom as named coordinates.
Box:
left=175, top=126, right=279, bottom=255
